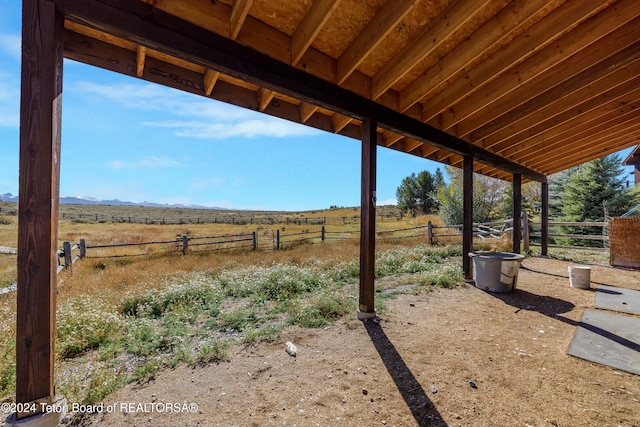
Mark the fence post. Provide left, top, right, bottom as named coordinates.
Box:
left=63, top=241, right=72, bottom=269
left=252, top=231, right=257, bottom=250
left=522, top=212, right=530, bottom=252
left=182, top=235, right=189, bottom=254
left=427, top=221, right=433, bottom=246
left=276, top=229, right=280, bottom=250
left=79, top=239, right=86, bottom=258
left=321, top=225, right=325, bottom=242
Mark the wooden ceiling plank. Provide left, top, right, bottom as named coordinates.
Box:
left=403, top=139, right=423, bottom=153
left=468, top=38, right=640, bottom=141
left=203, top=69, right=220, bottom=96
left=525, top=125, right=640, bottom=171
left=136, top=44, right=146, bottom=77
left=137, top=0, right=231, bottom=37
left=419, top=0, right=613, bottom=122
left=331, top=113, right=352, bottom=133
left=514, top=118, right=640, bottom=168
left=229, top=0, right=253, bottom=40
left=501, top=100, right=640, bottom=162
left=400, top=0, right=564, bottom=112
left=544, top=136, right=640, bottom=176
left=371, top=0, right=493, bottom=100
left=299, top=102, right=319, bottom=123
left=442, top=0, right=640, bottom=133
left=456, top=13, right=640, bottom=138
left=488, top=72, right=640, bottom=157
left=258, top=88, right=275, bottom=112
left=336, top=0, right=418, bottom=85
left=291, top=0, right=342, bottom=66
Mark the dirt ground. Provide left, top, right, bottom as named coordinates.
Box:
left=69, top=257, right=640, bottom=427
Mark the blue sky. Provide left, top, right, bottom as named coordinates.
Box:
left=0, top=3, right=635, bottom=211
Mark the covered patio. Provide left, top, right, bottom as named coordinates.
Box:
left=12, top=0, right=640, bottom=423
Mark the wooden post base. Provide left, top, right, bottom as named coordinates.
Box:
left=5, top=397, right=67, bottom=427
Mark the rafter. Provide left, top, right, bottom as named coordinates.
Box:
left=203, top=69, right=220, bottom=96
left=299, top=102, right=319, bottom=123
left=382, top=131, right=403, bottom=148
left=258, top=88, right=275, bottom=112
left=230, top=0, right=252, bottom=40
left=292, top=0, right=342, bottom=66
left=400, top=0, right=563, bottom=112
left=450, top=11, right=640, bottom=136
left=468, top=37, right=640, bottom=141
left=419, top=0, right=613, bottom=122
left=336, top=0, right=417, bottom=84
left=136, top=45, right=146, bottom=77
left=371, top=0, right=493, bottom=100
left=331, top=113, right=352, bottom=133
left=484, top=67, right=640, bottom=153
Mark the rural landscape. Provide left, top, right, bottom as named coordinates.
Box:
left=2, top=172, right=640, bottom=426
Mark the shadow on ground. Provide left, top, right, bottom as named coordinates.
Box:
left=363, top=319, right=448, bottom=427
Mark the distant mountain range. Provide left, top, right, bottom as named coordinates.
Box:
left=0, top=193, right=223, bottom=210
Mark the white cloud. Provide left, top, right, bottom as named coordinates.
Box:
left=143, top=118, right=319, bottom=140
left=71, top=80, right=322, bottom=139
left=0, top=34, right=21, bottom=61
left=377, top=198, right=397, bottom=206
left=108, top=156, right=183, bottom=170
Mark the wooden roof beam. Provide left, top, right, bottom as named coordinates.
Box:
left=291, top=0, right=342, bottom=66
left=521, top=118, right=640, bottom=168
left=258, top=88, right=275, bottom=112
left=442, top=3, right=640, bottom=134
left=460, top=15, right=640, bottom=138
left=371, top=0, right=490, bottom=99
left=525, top=125, right=640, bottom=171
left=58, top=0, right=545, bottom=182
left=136, top=45, right=146, bottom=77
left=382, top=131, right=403, bottom=148
left=203, top=69, right=220, bottom=96
left=299, top=102, right=319, bottom=123
left=336, top=0, right=417, bottom=85
left=371, top=0, right=493, bottom=100
left=419, top=0, right=613, bottom=122
left=400, top=0, right=563, bottom=112
left=229, top=0, right=252, bottom=40
left=331, top=113, right=352, bottom=133
left=499, top=91, right=640, bottom=161
left=484, top=72, right=640, bottom=153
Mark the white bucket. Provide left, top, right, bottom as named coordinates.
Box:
left=568, top=266, right=591, bottom=289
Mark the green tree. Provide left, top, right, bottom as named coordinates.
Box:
left=396, top=174, right=419, bottom=215
left=396, top=168, right=443, bottom=216
left=560, top=154, right=638, bottom=246
left=436, top=166, right=508, bottom=225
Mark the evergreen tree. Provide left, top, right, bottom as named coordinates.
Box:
left=560, top=154, right=638, bottom=246
left=396, top=168, right=443, bottom=216
left=396, top=174, right=419, bottom=215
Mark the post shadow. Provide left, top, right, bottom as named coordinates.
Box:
left=363, top=320, right=447, bottom=427
left=489, top=289, right=640, bottom=353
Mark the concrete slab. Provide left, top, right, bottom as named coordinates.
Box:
left=567, top=310, right=640, bottom=376
left=595, top=285, right=640, bottom=315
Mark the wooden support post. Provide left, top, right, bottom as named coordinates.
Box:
left=541, top=181, right=549, bottom=256
left=522, top=212, right=530, bottom=252
left=358, top=119, right=377, bottom=319
left=276, top=229, right=280, bottom=250
left=463, top=155, right=473, bottom=280
left=79, top=239, right=86, bottom=258
left=427, top=221, right=433, bottom=246
left=513, top=174, right=522, bottom=254
left=321, top=225, right=325, bottom=241
left=252, top=231, right=257, bottom=250
left=182, top=235, right=189, bottom=254
left=63, top=242, right=72, bottom=269
left=14, top=0, right=64, bottom=419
